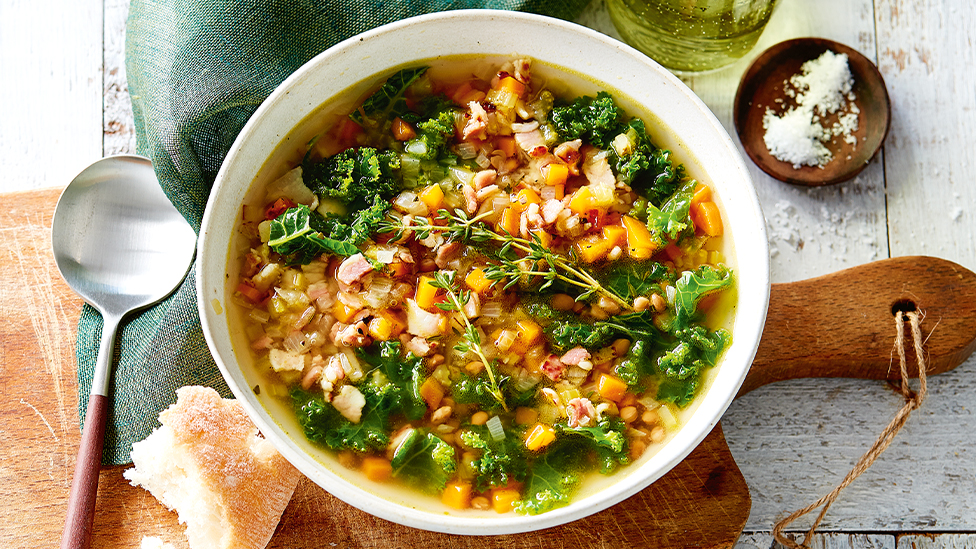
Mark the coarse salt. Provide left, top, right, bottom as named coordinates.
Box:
left=762, top=50, right=859, bottom=168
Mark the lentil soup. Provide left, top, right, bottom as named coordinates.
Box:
left=229, top=56, right=736, bottom=515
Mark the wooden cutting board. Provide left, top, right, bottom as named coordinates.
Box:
left=2, top=188, right=974, bottom=548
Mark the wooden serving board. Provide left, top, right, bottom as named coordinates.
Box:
left=2, top=188, right=974, bottom=548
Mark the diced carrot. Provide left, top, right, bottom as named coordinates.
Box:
left=602, top=224, right=628, bottom=248
left=391, top=117, right=417, bottom=141
left=516, top=319, right=543, bottom=347
left=339, top=119, right=364, bottom=143
left=442, top=480, right=473, bottom=510
left=691, top=201, right=723, bottom=237
left=497, top=206, right=521, bottom=236
left=543, top=163, right=569, bottom=187
left=575, top=233, right=614, bottom=263
left=496, top=76, right=526, bottom=97
left=361, top=456, right=393, bottom=482
left=568, top=187, right=595, bottom=215
left=663, top=242, right=683, bottom=261
left=385, top=259, right=412, bottom=279
left=451, top=81, right=475, bottom=105
left=515, top=187, right=542, bottom=206
left=368, top=309, right=406, bottom=341
left=691, top=182, right=712, bottom=206
left=621, top=215, right=657, bottom=260
left=420, top=377, right=445, bottom=410
left=464, top=267, right=495, bottom=294
left=332, top=301, right=360, bottom=324
left=491, top=487, right=521, bottom=514
left=495, top=136, right=517, bottom=158
left=524, top=423, right=556, bottom=451
left=415, top=275, right=441, bottom=311
left=419, top=184, right=445, bottom=213
left=530, top=229, right=552, bottom=249
left=597, top=373, right=628, bottom=402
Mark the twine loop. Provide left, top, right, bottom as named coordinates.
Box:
left=772, top=309, right=927, bottom=548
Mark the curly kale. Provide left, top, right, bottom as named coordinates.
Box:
left=459, top=426, right=528, bottom=492
left=390, top=429, right=456, bottom=493
left=291, top=387, right=389, bottom=454
left=267, top=197, right=389, bottom=265
left=302, top=147, right=401, bottom=207
left=402, top=99, right=459, bottom=161
left=452, top=372, right=537, bottom=414
left=356, top=340, right=427, bottom=421
left=547, top=321, right=616, bottom=353
left=550, top=91, right=626, bottom=149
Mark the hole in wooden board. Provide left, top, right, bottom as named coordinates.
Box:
left=890, top=299, right=918, bottom=316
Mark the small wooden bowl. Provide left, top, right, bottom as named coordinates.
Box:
left=733, top=37, right=891, bottom=186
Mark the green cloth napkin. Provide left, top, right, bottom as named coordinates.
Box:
left=76, top=0, right=590, bottom=466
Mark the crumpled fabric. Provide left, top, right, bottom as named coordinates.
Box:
left=75, top=0, right=589, bottom=465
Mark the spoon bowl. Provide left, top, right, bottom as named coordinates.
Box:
left=53, top=155, right=197, bottom=549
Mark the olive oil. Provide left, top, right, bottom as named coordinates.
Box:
left=607, top=0, right=778, bottom=73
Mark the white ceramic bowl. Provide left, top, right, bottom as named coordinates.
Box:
left=198, top=9, right=769, bottom=535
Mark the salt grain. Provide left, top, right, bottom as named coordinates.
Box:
left=763, top=50, right=859, bottom=168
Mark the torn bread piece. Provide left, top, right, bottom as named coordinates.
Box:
left=125, top=386, right=302, bottom=549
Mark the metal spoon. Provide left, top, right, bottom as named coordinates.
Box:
left=53, top=155, right=197, bottom=549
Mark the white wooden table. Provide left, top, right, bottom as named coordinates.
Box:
left=3, top=0, right=974, bottom=547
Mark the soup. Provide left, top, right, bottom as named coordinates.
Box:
left=230, top=57, right=734, bottom=515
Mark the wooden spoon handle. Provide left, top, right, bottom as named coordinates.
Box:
left=740, top=256, right=976, bottom=395
left=60, top=393, right=108, bottom=549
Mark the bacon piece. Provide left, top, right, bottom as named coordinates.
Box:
left=566, top=397, right=597, bottom=428
left=541, top=354, right=565, bottom=382
left=336, top=253, right=373, bottom=287
left=560, top=346, right=591, bottom=366
left=515, top=129, right=548, bottom=157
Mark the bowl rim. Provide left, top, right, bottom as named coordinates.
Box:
left=198, top=8, right=770, bottom=535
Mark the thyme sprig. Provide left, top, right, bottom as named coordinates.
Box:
left=379, top=208, right=632, bottom=310
left=429, top=270, right=508, bottom=411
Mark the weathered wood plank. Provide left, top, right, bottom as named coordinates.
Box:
left=104, top=0, right=137, bottom=156
left=877, top=0, right=976, bottom=273
left=897, top=534, right=976, bottom=548
left=736, top=532, right=896, bottom=549
left=0, top=0, right=103, bottom=192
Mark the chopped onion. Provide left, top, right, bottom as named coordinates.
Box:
left=248, top=308, right=270, bottom=324
left=475, top=150, right=492, bottom=169
left=364, top=276, right=393, bottom=308
left=540, top=185, right=558, bottom=201
left=481, top=300, right=503, bottom=318
left=491, top=195, right=511, bottom=215
left=486, top=415, right=505, bottom=441
left=449, top=166, right=475, bottom=187
left=394, top=191, right=427, bottom=216
left=282, top=331, right=308, bottom=354
left=456, top=141, right=479, bottom=160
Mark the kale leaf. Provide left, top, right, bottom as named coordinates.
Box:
left=268, top=205, right=360, bottom=264
left=513, top=438, right=582, bottom=515
left=356, top=340, right=427, bottom=421
left=291, top=387, right=389, bottom=454
left=452, top=372, right=537, bottom=413
left=459, top=426, right=528, bottom=492
left=404, top=107, right=458, bottom=161
left=603, top=261, right=673, bottom=301
left=390, top=429, right=456, bottom=493
left=673, top=264, right=734, bottom=328
left=549, top=91, right=625, bottom=149
left=557, top=415, right=630, bottom=474
left=547, top=321, right=616, bottom=353
left=303, top=147, right=401, bottom=207
left=645, top=181, right=695, bottom=245
left=351, top=66, right=429, bottom=128
left=612, top=119, right=684, bottom=207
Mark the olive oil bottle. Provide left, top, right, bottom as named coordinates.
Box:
left=607, top=0, right=778, bottom=73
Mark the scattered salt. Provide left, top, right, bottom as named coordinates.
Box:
left=762, top=50, right=860, bottom=168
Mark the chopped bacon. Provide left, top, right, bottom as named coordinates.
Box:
left=463, top=101, right=489, bottom=140
left=560, top=346, right=591, bottom=366
left=242, top=252, right=263, bottom=278
left=336, top=253, right=373, bottom=287
left=405, top=336, right=433, bottom=357
left=263, top=197, right=296, bottom=220
left=435, top=241, right=463, bottom=269
left=566, top=397, right=597, bottom=428
left=515, top=129, right=548, bottom=158
left=542, top=199, right=564, bottom=225
left=541, top=354, right=565, bottom=382
left=472, top=169, right=498, bottom=190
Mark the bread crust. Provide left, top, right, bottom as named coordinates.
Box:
left=126, top=386, right=302, bottom=549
